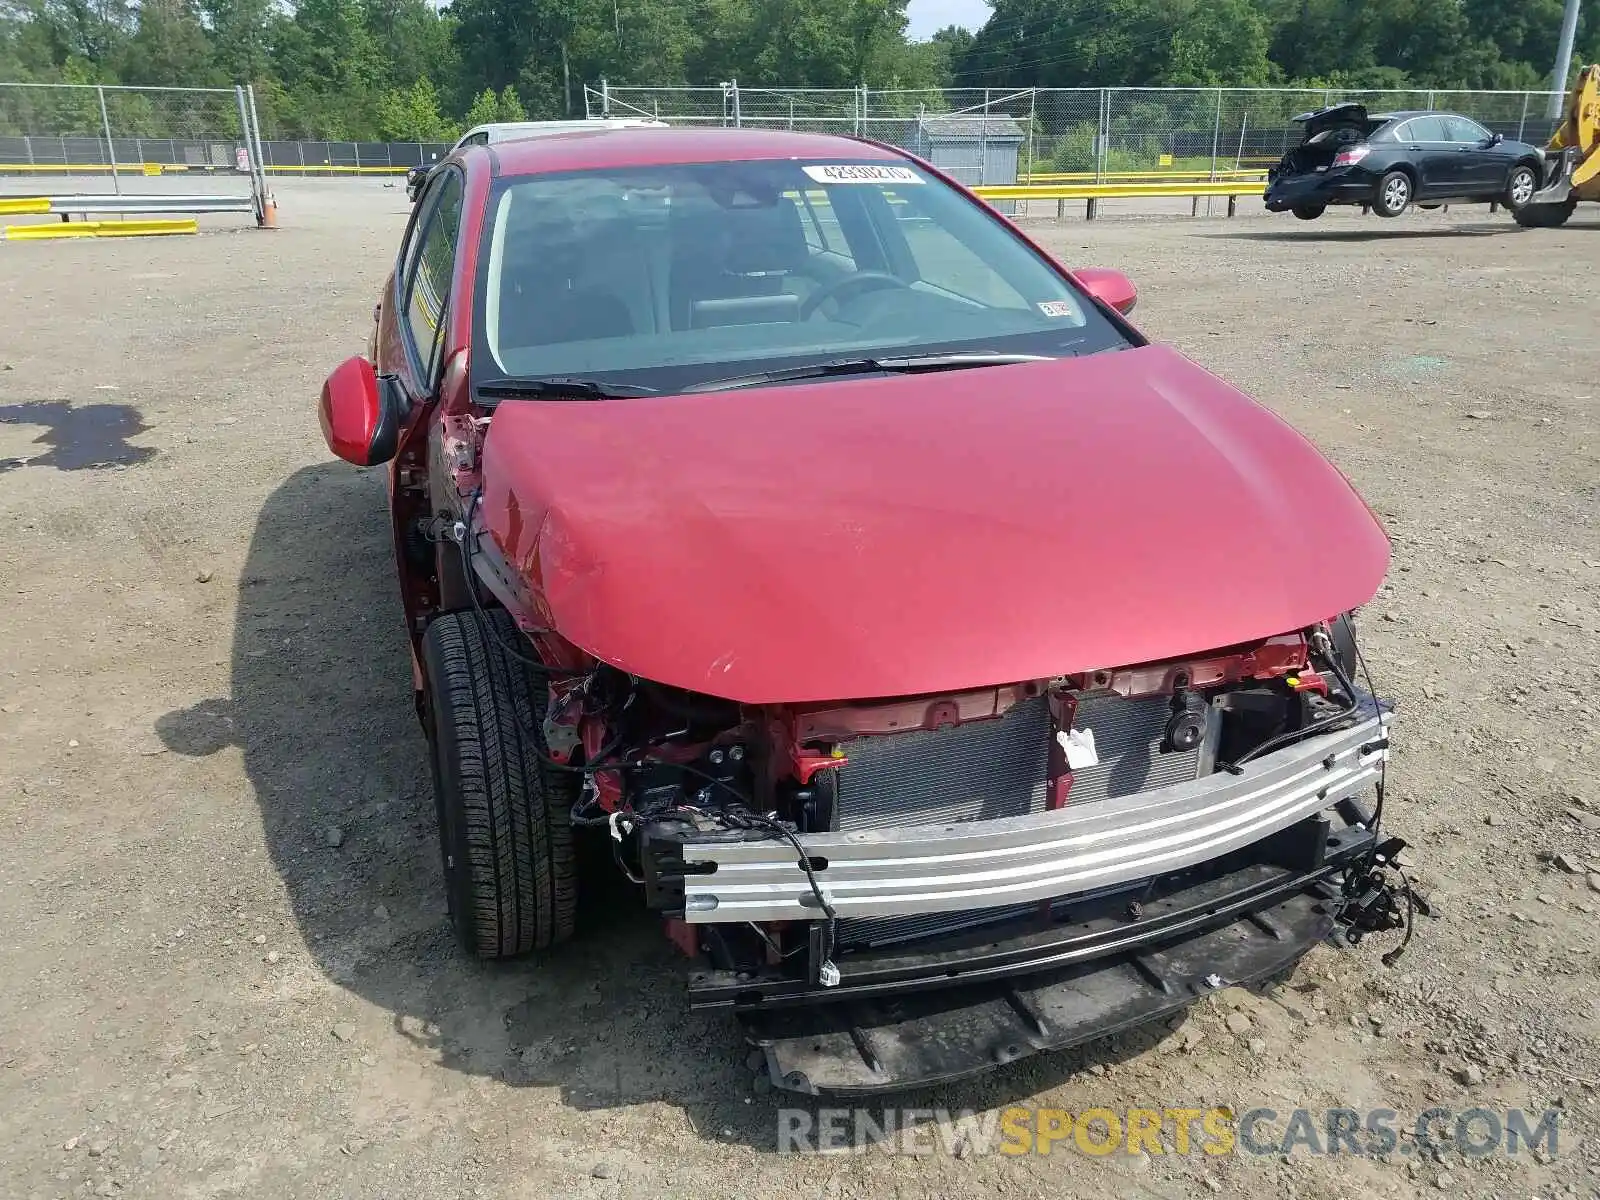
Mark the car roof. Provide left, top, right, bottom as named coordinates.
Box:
left=488, top=127, right=908, bottom=177
left=462, top=118, right=664, bottom=143
left=1370, top=110, right=1484, bottom=122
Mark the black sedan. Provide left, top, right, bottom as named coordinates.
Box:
left=1264, top=104, right=1546, bottom=219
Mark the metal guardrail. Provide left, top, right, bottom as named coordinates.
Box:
left=1022, top=169, right=1266, bottom=183
left=4, top=193, right=254, bottom=214
left=975, top=178, right=1264, bottom=219
left=977, top=180, right=1261, bottom=199
left=0, top=162, right=197, bottom=174
left=1, top=217, right=197, bottom=240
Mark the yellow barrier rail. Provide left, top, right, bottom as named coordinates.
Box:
left=263, top=164, right=411, bottom=175
left=973, top=178, right=1264, bottom=220
left=0, top=161, right=413, bottom=176
left=1022, top=169, right=1266, bottom=183
left=0, top=197, right=49, bottom=216
left=978, top=180, right=1261, bottom=200
left=0, top=163, right=187, bottom=174
left=1, top=217, right=199, bottom=240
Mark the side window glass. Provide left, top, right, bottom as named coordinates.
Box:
left=802, top=190, right=857, bottom=268
left=878, top=185, right=1029, bottom=309
left=403, top=170, right=464, bottom=383
left=1443, top=116, right=1489, bottom=143
left=1408, top=116, right=1447, bottom=142
left=782, top=190, right=827, bottom=253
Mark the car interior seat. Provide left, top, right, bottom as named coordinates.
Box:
left=493, top=209, right=655, bottom=349
left=668, top=198, right=808, bottom=329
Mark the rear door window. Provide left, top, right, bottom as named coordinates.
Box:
left=1401, top=116, right=1449, bottom=142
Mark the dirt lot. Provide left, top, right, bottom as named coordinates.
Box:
left=1, top=180, right=1598, bottom=1200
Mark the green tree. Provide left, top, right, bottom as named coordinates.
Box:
left=1, top=0, right=1594, bottom=143
left=1163, top=0, right=1277, bottom=86
left=462, top=85, right=499, bottom=126
left=119, top=0, right=217, bottom=86
left=34, top=0, right=133, bottom=67
left=377, top=75, right=455, bottom=139
left=201, top=0, right=273, bottom=82
left=497, top=84, right=527, bottom=119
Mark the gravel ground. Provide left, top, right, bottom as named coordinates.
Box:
left=1, top=179, right=1598, bottom=1200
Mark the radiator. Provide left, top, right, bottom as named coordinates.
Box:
left=836, top=695, right=1052, bottom=832
left=1066, top=691, right=1207, bottom=804
left=833, top=690, right=1209, bottom=950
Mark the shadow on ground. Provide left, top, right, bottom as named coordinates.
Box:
left=153, top=463, right=1177, bottom=1147
left=1204, top=221, right=1523, bottom=243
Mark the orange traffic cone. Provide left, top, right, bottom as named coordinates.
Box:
left=259, top=191, right=278, bottom=229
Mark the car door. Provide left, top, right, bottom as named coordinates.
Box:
left=1397, top=116, right=1461, bottom=196
left=1441, top=115, right=1506, bottom=193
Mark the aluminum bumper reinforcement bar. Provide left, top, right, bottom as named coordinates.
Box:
left=682, top=703, right=1388, bottom=923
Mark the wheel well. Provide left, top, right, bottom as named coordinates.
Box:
left=1513, top=155, right=1542, bottom=183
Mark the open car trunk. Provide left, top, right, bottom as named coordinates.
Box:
left=1272, top=103, right=1383, bottom=177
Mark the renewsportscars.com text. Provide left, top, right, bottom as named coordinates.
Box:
left=777, top=1105, right=1562, bottom=1158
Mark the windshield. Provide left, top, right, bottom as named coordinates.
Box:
left=472, top=157, right=1131, bottom=394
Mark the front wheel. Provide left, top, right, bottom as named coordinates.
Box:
left=1513, top=197, right=1577, bottom=228
left=421, top=608, right=579, bottom=958
left=1505, top=164, right=1538, bottom=210
left=1373, top=170, right=1412, bottom=218
left=1291, top=204, right=1326, bottom=221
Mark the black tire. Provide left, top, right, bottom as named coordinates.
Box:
left=1291, top=204, right=1326, bottom=221
left=1513, top=198, right=1578, bottom=228
left=421, top=608, right=579, bottom=958
left=1504, top=163, right=1539, bottom=210
left=1372, top=169, right=1413, bottom=218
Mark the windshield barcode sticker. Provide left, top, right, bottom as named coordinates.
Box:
left=802, top=164, right=923, bottom=185
left=1037, top=300, right=1075, bottom=317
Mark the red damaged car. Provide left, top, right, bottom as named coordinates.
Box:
left=319, top=128, right=1416, bottom=1094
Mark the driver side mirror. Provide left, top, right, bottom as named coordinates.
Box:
left=319, top=356, right=407, bottom=466
left=1072, top=267, right=1138, bottom=316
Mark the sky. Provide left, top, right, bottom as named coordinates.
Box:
left=906, top=0, right=990, bottom=39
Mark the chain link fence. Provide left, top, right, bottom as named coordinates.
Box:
left=0, top=83, right=263, bottom=193
left=255, top=140, right=454, bottom=173
left=0, top=81, right=452, bottom=196
left=590, top=81, right=1569, bottom=184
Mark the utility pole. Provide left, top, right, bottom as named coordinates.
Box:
left=1548, top=0, right=1582, bottom=119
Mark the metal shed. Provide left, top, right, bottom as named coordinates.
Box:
left=900, top=114, right=1025, bottom=209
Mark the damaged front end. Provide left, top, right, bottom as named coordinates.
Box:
left=584, top=619, right=1418, bottom=1094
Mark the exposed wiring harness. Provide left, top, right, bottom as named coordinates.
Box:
left=1218, top=619, right=1368, bottom=774
left=629, top=761, right=839, bottom=924
left=1326, top=613, right=1428, bottom=966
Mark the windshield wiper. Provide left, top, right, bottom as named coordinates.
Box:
left=476, top=376, right=658, bottom=401
left=679, top=352, right=1056, bottom=395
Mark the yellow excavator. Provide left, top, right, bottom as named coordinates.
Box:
left=1516, top=63, right=1599, bottom=227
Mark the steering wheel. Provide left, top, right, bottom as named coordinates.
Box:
left=799, top=271, right=911, bottom=320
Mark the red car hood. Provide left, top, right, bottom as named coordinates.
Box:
left=478, top=345, right=1389, bottom=703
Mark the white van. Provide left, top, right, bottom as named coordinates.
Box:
left=406, top=118, right=669, bottom=200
